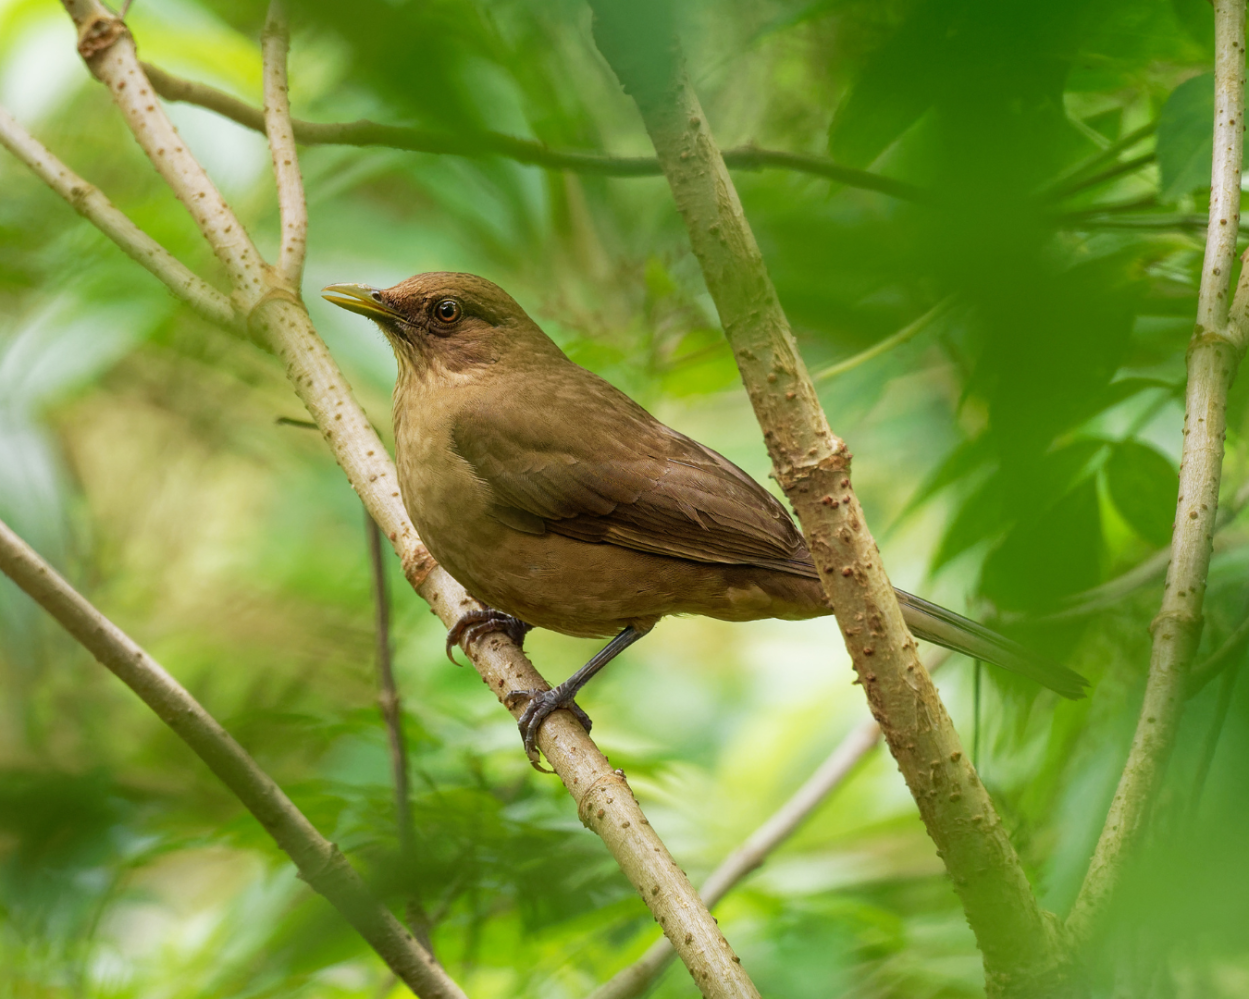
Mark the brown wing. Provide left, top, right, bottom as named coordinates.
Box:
left=452, top=363, right=818, bottom=577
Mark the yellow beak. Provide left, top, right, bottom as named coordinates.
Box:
left=321, top=283, right=401, bottom=320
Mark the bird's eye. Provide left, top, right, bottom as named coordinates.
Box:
left=434, top=299, right=461, bottom=324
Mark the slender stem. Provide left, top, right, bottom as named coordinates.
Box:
left=138, top=62, right=925, bottom=202
left=261, top=1, right=307, bottom=291
left=1045, top=152, right=1156, bottom=202
left=812, top=297, right=954, bottom=382
left=366, top=513, right=434, bottom=953
left=587, top=6, right=1063, bottom=994
left=0, top=105, right=240, bottom=332
left=0, top=519, right=467, bottom=999
left=1067, top=0, right=1248, bottom=947
left=1189, top=651, right=1241, bottom=814
left=1040, top=120, right=1158, bottom=199
left=589, top=718, right=882, bottom=999
left=1030, top=477, right=1249, bottom=623
left=588, top=648, right=953, bottom=999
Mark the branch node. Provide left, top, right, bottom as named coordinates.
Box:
left=576, top=768, right=632, bottom=823
left=77, top=12, right=126, bottom=62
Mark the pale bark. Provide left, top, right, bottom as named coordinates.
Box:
left=1067, top=0, right=1248, bottom=947
left=587, top=5, right=1063, bottom=993
left=261, top=1, right=307, bottom=291
left=0, top=520, right=467, bottom=999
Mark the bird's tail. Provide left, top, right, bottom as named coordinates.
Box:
left=894, top=589, right=1088, bottom=699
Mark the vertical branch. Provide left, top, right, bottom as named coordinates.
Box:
left=586, top=6, right=1062, bottom=993
left=366, top=513, right=434, bottom=952
left=261, top=0, right=308, bottom=291
left=1067, top=0, right=1248, bottom=946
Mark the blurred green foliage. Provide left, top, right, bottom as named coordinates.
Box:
left=1, top=0, right=1248, bottom=995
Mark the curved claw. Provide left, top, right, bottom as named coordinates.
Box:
left=506, top=687, right=593, bottom=759
left=445, top=608, right=532, bottom=665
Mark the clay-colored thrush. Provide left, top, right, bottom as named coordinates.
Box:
left=324, top=273, right=1087, bottom=756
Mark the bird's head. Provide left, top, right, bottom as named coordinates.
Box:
left=322, top=272, right=563, bottom=378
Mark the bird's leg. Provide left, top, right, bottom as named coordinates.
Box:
left=445, top=607, right=532, bottom=665
left=506, top=623, right=653, bottom=759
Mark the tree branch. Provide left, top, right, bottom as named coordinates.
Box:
left=38, top=3, right=759, bottom=993
left=585, top=6, right=1062, bottom=994
left=138, top=62, right=925, bottom=202
left=593, top=649, right=951, bottom=999
left=261, top=1, right=307, bottom=291
left=1067, top=0, right=1248, bottom=947
left=0, top=519, right=467, bottom=999
left=0, top=105, right=240, bottom=332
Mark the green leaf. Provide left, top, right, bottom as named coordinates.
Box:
left=981, top=477, right=1103, bottom=610
left=826, top=1, right=950, bottom=167
left=1105, top=440, right=1179, bottom=546
left=1154, top=73, right=1249, bottom=201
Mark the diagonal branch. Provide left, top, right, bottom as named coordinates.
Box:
left=586, top=5, right=1063, bottom=995
left=590, top=650, right=951, bottom=999
left=261, top=1, right=307, bottom=291
left=37, top=2, right=760, bottom=993
left=0, top=105, right=240, bottom=332
left=0, top=519, right=467, bottom=999
left=139, top=62, right=926, bottom=202
left=1067, top=0, right=1249, bottom=947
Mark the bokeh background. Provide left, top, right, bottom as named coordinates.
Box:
left=2, top=0, right=1248, bottom=995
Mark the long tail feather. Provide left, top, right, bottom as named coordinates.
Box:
left=894, top=589, right=1088, bottom=699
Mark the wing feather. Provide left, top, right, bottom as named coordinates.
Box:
left=452, top=367, right=817, bottom=578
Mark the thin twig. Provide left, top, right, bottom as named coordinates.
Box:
left=1045, top=152, right=1156, bottom=202
left=590, top=718, right=882, bottom=999
left=139, top=62, right=926, bottom=202
left=0, top=519, right=467, bottom=999
left=589, top=647, right=955, bottom=999
left=1018, top=478, right=1249, bottom=624
left=587, top=5, right=1064, bottom=993
left=812, top=297, right=955, bottom=383
left=47, top=3, right=755, bottom=989
left=1189, top=650, right=1241, bottom=814
left=261, top=1, right=307, bottom=291
left=1067, top=0, right=1248, bottom=947
left=366, top=513, right=434, bottom=954
left=1187, top=605, right=1249, bottom=695
left=1040, top=120, right=1159, bottom=200
left=0, top=105, right=240, bottom=332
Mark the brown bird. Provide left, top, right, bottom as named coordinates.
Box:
left=323, top=273, right=1087, bottom=757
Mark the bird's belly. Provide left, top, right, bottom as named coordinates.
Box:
left=425, top=526, right=829, bottom=638
left=395, top=428, right=828, bottom=635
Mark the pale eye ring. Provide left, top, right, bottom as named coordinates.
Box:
left=434, top=299, right=461, bottom=324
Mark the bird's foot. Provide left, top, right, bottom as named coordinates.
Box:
left=505, top=686, right=593, bottom=761
left=445, top=608, right=532, bottom=665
